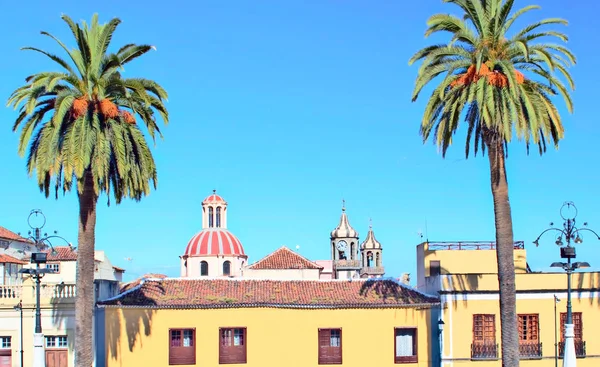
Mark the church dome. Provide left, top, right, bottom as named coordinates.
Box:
left=183, top=190, right=246, bottom=257
left=361, top=224, right=382, bottom=250
left=330, top=203, right=359, bottom=239
left=203, top=190, right=226, bottom=204
left=184, top=228, right=245, bottom=257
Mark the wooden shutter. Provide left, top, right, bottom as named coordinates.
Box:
left=473, top=314, right=495, bottom=343
left=168, top=329, right=196, bottom=365
left=219, top=328, right=247, bottom=364
left=560, top=312, right=583, bottom=341
left=318, top=329, right=342, bottom=364
left=518, top=314, right=539, bottom=342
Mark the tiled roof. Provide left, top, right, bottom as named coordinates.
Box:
left=0, top=254, right=27, bottom=265
left=0, top=226, right=30, bottom=242
left=119, top=273, right=168, bottom=293
left=248, top=247, right=323, bottom=270
left=100, top=278, right=439, bottom=309
left=113, top=266, right=126, bottom=272
left=24, top=246, right=78, bottom=262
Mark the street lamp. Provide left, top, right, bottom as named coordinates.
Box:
left=554, top=295, right=560, bottom=367
left=13, top=301, right=23, bottom=367
left=533, top=202, right=599, bottom=367
left=17, top=209, right=70, bottom=367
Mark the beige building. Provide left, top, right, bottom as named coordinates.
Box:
left=0, top=225, right=124, bottom=367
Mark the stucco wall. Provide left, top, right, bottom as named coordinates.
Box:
left=101, top=306, right=435, bottom=367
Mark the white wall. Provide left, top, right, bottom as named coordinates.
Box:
left=242, top=268, right=321, bottom=280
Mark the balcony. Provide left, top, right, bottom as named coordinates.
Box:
left=559, top=340, right=586, bottom=358
left=471, top=342, right=498, bottom=360
left=360, top=266, right=385, bottom=275
left=519, top=342, right=542, bottom=359
left=0, top=283, right=76, bottom=305
left=333, top=260, right=360, bottom=269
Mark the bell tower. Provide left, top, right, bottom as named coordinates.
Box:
left=330, top=200, right=361, bottom=279
left=360, top=219, right=385, bottom=278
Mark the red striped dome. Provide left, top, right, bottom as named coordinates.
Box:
left=203, top=191, right=225, bottom=204
left=184, top=229, right=245, bottom=257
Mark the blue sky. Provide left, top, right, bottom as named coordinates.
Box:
left=1, top=1, right=599, bottom=282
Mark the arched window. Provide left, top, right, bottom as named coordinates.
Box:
left=216, top=207, right=221, bottom=228
left=200, top=261, right=209, bottom=276
left=376, top=252, right=381, bottom=267
left=350, top=242, right=355, bottom=259
left=367, top=252, right=373, bottom=267
left=223, top=261, right=231, bottom=276
left=208, top=207, right=214, bottom=228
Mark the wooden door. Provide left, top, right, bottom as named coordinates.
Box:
left=0, top=350, right=11, bottom=367
left=46, top=349, right=68, bottom=367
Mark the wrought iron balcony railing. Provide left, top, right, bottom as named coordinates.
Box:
left=471, top=342, right=498, bottom=360
left=519, top=342, right=542, bottom=359
left=559, top=340, right=586, bottom=358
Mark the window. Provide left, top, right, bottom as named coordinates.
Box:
left=46, top=263, right=60, bottom=273
left=223, top=261, right=231, bottom=276
left=472, top=314, right=497, bottom=359
left=560, top=312, right=585, bottom=357
left=395, top=328, right=417, bottom=363
left=518, top=314, right=541, bottom=358
left=0, top=337, right=10, bottom=349
left=169, top=329, right=195, bottom=365
left=429, top=261, right=441, bottom=277
left=45, top=336, right=67, bottom=348
left=219, top=327, right=247, bottom=364
left=216, top=207, right=222, bottom=228
left=518, top=314, right=539, bottom=342
left=560, top=312, right=583, bottom=341
left=209, top=207, right=214, bottom=228
left=200, top=261, right=209, bottom=276
left=0, top=239, right=8, bottom=249
left=318, top=328, right=342, bottom=365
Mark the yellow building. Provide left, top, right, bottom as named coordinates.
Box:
left=96, top=277, right=440, bottom=367
left=416, top=241, right=600, bottom=367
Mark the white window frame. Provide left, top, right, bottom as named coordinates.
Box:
left=46, top=263, right=60, bottom=273
left=0, top=336, right=11, bottom=349
left=45, top=335, right=68, bottom=348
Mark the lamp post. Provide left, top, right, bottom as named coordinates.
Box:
left=13, top=301, right=23, bottom=367
left=437, top=319, right=445, bottom=367
left=533, top=202, right=599, bottom=367
left=554, top=295, right=560, bottom=367
left=17, top=209, right=70, bottom=367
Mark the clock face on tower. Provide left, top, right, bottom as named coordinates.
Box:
left=336, top=240, right=348, bottom=252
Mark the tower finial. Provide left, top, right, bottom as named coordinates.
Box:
left=369, top=217, right=372, bottom=229
left=213, top=189, right=216, bottom=194
left=342, top=199, right=346, bottom=212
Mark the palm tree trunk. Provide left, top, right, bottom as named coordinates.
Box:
left=74, top=170, right=98, bottom=367
left=487, top=137, right=520, bottom=367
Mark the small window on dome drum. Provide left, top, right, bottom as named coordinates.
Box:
left=223, top=261, right=231, bottom=276
left=208, top=207, right=214, bottom=228
left=216, top=207, right=221, bottom=228
left=200, top=261, right=209, bottom=276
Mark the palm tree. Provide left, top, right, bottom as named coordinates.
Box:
left=409, top=0, right=574, bottom=366
left=8, top=14, right=169, bottom=367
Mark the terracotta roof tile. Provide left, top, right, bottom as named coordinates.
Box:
left=247, top=247, right=323, bottom=270
left=113, top=266, right=126, bottom=272
left=119, top=273, right=168, bottom=293
left=24, top=246, right=78, bottom=262
left=0, top=254, right=27, bottom=265
left=0, top=226, right=30, bottom=242
left=101, top=278, right=439, bottom=309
